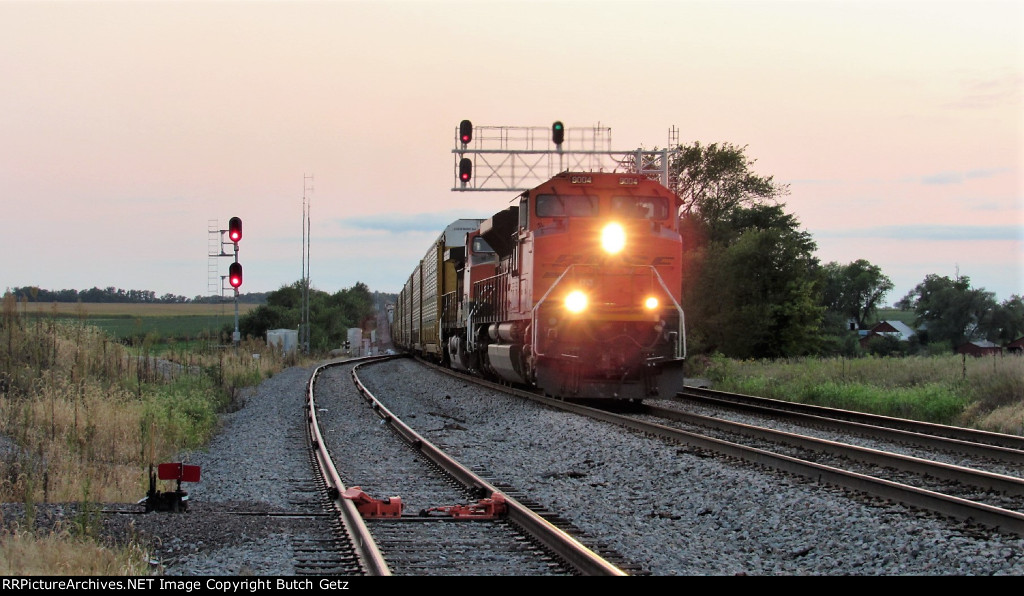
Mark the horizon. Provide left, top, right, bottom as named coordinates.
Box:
left=1, top=1, right=1020, bottom=303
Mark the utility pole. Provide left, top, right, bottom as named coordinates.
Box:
left=301, top=174, right=313, bottom=354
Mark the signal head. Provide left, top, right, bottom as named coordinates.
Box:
left=459, top=120, right=473, bottom=145
left=228, top=217, right=242, bottom=243
left=228, top=262, right=243, bottom=288
left=459, top=157, right=472, bottom=182
left=552, top=121, right=565, bottom=146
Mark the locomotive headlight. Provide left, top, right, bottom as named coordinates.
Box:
left=565, top=290, right=588, bottom=313
left=601, top=222, right=626, bottom=254
left=644, top=296, right=660, bottom=310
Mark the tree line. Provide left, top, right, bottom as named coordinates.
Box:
left=238, top=281, right=387, bottom=352
left=671, top=142, right=1023, bottom=358
left=6, top=286, right=268, bottom=304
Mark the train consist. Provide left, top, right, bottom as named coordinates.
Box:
left=392, top=172, right=686, bottom=400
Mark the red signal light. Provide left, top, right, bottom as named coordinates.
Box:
left=459, top=120, right=472, bottom=145
left=229, top=262, right=243, bottom=288
left=459, top=158, right=472, bottom=182
left=228, top=217, right=242, bottom=243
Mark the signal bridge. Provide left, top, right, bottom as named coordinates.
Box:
left=453, top=121, right=678, bottom=192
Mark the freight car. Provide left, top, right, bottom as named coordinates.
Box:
left=393, top=172, right=686, bottom=400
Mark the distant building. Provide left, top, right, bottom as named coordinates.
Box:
left=955, top=340, right=1002, bottom=357
left=266, top=328, right=298, bottom=355
left=1007, top=337, right=1024, bottom=354
left=859, top=320, right=916, bottom=348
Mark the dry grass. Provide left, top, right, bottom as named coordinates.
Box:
left=0, top=527, right=150, bottom=575
left=964, top=401, right=1024, bottom=436
left=1, top=387, right=148, bottom=502
left=0, top=293, right=293, bottom=574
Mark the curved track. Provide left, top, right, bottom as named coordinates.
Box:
left=304, top=356, right=628, bottom=576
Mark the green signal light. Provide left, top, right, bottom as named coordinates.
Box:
left=552, top=121, right=565, bottom=145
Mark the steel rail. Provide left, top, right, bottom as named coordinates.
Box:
left=556, top=398, right=1024, bottom=536
left=349, top=360, right=627, bottom=576
left=306, top=358, right=392, bottom=576
left=677, top=386, right=1024, bottom=456
left=642, top=403, right=1024, bottom=496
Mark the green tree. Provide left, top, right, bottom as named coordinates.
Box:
left=897, top=274, right=997, bottom=349
left=239, top=304, right=297, bottom=340
left=684, top=203, right=823, bottom=358
left=821, top=259, right=894, bottom=329
left=266, top=283, right=303, bottom=309
left=240, top=281, right=377, bottom=352
left=986, top=295, right=1024, bottom=344
left=671, top=141, right=821, bottom=358
left=671, top=141, right=788, bottom=237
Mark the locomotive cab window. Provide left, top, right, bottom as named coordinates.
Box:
left=536, top=194, right=599, bottom=218
left=610, top=196, right=669, bottom=220
left=471, top=236, right=497, bottom=264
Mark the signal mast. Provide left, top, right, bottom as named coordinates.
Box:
left=452, top=120, right=677, bottom=192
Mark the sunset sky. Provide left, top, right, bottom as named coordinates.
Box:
left=1, top=0, right=1021, bottom=305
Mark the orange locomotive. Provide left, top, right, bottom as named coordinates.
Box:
left=394, top=171, right=686, bottom=400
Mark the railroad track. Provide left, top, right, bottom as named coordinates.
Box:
left=304, top=357, right=629, bottom=576
left=411, top=357, right=1024, bottom=538
left=630, top=400, right=1024, bottom=534
left=674, top=386, right=1024, bottom=460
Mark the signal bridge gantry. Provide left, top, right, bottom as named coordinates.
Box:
left=452, top=121, right=678, bottom=192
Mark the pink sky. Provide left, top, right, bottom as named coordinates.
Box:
left=1, top=0, right=1020, bottom=304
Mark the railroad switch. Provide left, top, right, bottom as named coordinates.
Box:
left=420, top=493, right=508, bottom=519
left=341, top=486, right=403, bottom=518
left=142, top=462, right=200, bottom=513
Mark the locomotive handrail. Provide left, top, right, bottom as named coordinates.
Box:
left=650, top=265, right=687, bottom=360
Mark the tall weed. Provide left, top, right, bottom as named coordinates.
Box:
left=703, top=353, right=1023, bottom=432
left=0, top=297, right=289, bottom=573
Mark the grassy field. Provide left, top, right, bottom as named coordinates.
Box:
left=692, top=352, right=1023, bottom=436
left=15, top=302, right=260, bottom=343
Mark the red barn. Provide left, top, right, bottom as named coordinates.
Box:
left=955, top=340, right=1003, bottom=357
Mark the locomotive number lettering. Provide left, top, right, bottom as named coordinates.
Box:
left=618, top=177, right=639, bottom=185
left=570, top=175, right=592, bottom=184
